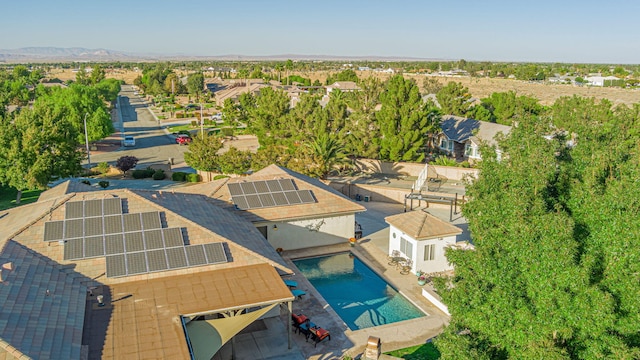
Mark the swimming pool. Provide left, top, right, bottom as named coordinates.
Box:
left=293, top=252, right=425, bottom=330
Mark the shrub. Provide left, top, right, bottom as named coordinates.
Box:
left=186, top=173, right=200, bottom=182
left=191, top=120, right=198, bottom=127
left=152, top=170, right=166, bottom=180
left=432, top=155, right=458, bottom=167
left=98, top=181, right=109, bottom=188
left=178, top=130, right=191, bottom=136
left=81, top=180, right=91, bottom=185
left=176, top=112, right=184, bottom=119
left=213, top=175, right=230, bottom=180
left=97, top=162, right=110, bottom=174
left=222, top=127, right=234, bottom=137
left=459, top=161, right=471, bottom=168
left=172, top=172, right=187, bottom=181
left=116, top=156, right=139, bottom=175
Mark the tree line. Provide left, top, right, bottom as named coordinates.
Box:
left=0, top=65, right=120, bottom=200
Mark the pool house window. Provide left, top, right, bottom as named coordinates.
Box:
left=424, top=244, right=436, bottom=261
left=400, top=237, right=413, bottom=258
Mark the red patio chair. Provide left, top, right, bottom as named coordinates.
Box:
left=311, top=327, right=331, bottom=347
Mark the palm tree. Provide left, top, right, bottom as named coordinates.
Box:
left=307, top=133, right=347, bottom=179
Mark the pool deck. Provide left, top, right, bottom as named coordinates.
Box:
left=213, top=201, right=466, bottom=360
left=282, top=202, right=464, bottom=359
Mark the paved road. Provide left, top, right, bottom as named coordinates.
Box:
left=89, top=85, right=193, bottom=172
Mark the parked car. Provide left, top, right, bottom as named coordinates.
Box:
left=175, top=134, right=192, bottom=145
left=123, top=136, right=135, bottom=147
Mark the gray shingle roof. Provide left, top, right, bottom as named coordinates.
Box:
left=441, top=115, right=511, bottom=146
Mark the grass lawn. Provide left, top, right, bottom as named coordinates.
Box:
left=0, top=186, right=44, bottom=211
left=385, top=343, right=440, bottom=360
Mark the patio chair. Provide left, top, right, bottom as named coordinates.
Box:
left=291, top=289, right=306, bottom=299
left=284, top=279, right=298, bottom=288
left=387, top=250, right=401, bottom=265
left=291, top=313, right=308, bottom=334
left=400, top=259, right=413, bottom=275
left=298, top=318, right=316, bottom=340
left=310, top=327, right=331, bottom=347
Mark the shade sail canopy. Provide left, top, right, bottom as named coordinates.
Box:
left=186, top=303, right=279, bottom=360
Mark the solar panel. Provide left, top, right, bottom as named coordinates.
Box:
left=65, top=201, right=84, bottom=219
left=123, top=213, right=142, bottom=232
left=103, top=198, right=122, bottom=215
left=65, top=218, right=84, bottom=239
left=266, top=179, right=282, bottom=192
left=106, top=254, right=126, bottom=277
left=84, top=236, right=105, bottom=258
left=104, top=215, right=123, bottom=234
left=298, top=190, right=315, bottom=204
left=284, top=191, right=302, bottom=204
left=64, top=238, right=84, bottom=260
left=254, top=181, right=270, bottom=193
left=144, top=229, right=164, bottom=250
left=84, top=217, right=104, bottom=237
left=203, top=243, right=227, bottom=264
left=166, top=247, right=188, bottom=269
left=84, top=199, right=103, bottom=218
left=141, top=212, right=162, bottom=230
left=228, top=182, right=243, bottom=196
left=245, top=194, right=262, bottom=209
left=240, top=182, right=257, bottom=194
left=44, top=221, right=65, bottom=242
left=185, top=245, right=207, bottom=266
left=125, top=231, right=145, bottom=252
left=272, top=192, right=288, bottom=206
left=279, top=179, right=296, bottom=191
left=146, top=249, right=168, bottom=272
left=163, top=228, right=184, bottom=248
left=126, top=252, right=148, bottom=275
left=232, top=196, right=250, bottom=210
left=105, top=234, right=125, bottom=255
left=258, top=193, right=276, bottom=207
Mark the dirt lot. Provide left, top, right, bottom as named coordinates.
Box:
left=47, top=68, right=639, bottom=106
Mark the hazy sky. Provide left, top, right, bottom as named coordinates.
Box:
left=1, top=0, right=639, bottom=63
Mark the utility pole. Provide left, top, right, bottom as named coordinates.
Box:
left=83, top=113, right=91, bottom=168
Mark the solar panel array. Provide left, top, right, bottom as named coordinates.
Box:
left=65, top=198, right=122, bottom=219
left=42, top=197, right=230, bottom=278
left=62, top=227, right=185, bottom=260
left=105, top=242, right=228, bottom=278
left=44, top=211, right=163, bottom=242
left=228, top=179, right=316, bottom=210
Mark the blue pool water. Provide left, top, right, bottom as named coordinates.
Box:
left=293, top=252, right=424, bottom=330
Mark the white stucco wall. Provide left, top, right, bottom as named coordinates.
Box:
left=388, top=225, right=456, bottom=274
left=265, top=214, right=356, bottom=251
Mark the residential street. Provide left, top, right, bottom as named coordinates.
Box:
left=88, top=85, right=193, bottom=172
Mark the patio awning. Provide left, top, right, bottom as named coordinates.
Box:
left=186, top=303, right=279, bottom=360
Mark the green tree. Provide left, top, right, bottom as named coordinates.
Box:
left=435, top=108, right=640, bottom=359
left=90, top=64, right=105, bottom=85
left=376, top=75, right=429, bottom=161
left=436, top=81, right=473, bottom=116
left=184, top=133, right=224, bottom=171
left=245, top=87, right=290, bottom=146
left=306, top=133, right=347, bottom=178
left=0, top=108, right=83, bottom=202
left=186, top=72, right=204, bottom=101
left=75, top=64, right=90, bottom=85
left=216, top=147, right=252, bottom=175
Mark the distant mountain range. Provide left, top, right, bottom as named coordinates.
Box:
left=0, top=47, right=437, bottom=63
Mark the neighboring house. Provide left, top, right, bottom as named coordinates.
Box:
left=198, top=165, right=366, bottom=251
left=584, top=75, right=620, bottom=87
left=214, top=80, right=267, bottom=106
left=437, top=115, right=511, bottom=161
left=325, top=81, right=360, bottom=95
left=0, top=181, right=298, bottom=359
left=385, top=209, right=463, bottom=274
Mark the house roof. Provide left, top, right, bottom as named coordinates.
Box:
left=385, top=210, right=462, bottom=240
left=441, top=115, right=511, bottom=147
left=327, top=81, right=359, bottom=91
left=0, top=182, right=296, bottom=359
left=206, top=165, right=366, bottom=223
left=100, top=263, right=293, bottom=359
